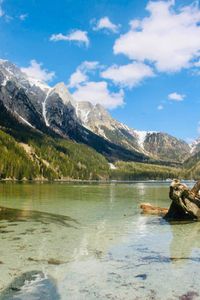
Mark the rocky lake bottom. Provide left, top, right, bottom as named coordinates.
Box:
left=0, top=182, right=199, bottom=300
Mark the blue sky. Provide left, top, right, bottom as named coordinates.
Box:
left=0, top=0, right=200, bottom=141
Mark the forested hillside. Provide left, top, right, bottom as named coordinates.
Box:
left=183, top=151, right=200, bottom=180
left=1, top=124, right=199, bottom=181
left=0, top=128, right=109, bottom=181
left=110, top=161, right=182, bottom=181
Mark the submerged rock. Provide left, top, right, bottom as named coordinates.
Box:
left=0, top=271, right=60, bottom=300
left=27, top=257, right=66, bottom=265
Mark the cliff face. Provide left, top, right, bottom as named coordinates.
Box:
left=143, top=132, right=191, bottom=162
left=75, top=101, right=141, bottom=153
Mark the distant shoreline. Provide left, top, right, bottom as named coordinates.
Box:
left=0, top=178, right=195, bottom=184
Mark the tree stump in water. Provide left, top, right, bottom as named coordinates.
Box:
left=140, top=179, right=200, bottom=221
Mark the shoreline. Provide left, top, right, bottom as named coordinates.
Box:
left=0, top=178, right=195, bottom=184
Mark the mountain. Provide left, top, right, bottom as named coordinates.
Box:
left=75, top=100, right=190, bottom=163
left=142, top=132, right=190, bottom=162
left=0, top=60, right=149, bottom=164
left=0, top=94, right=110, bottom=180
left=75, top=101, right=142, bottom=152
left=0, top=58, right=192, bottom=176
left=184, top=139, right=200, bottom=180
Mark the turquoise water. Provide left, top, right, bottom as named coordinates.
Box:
left=0, top=182, right=199, bottom=300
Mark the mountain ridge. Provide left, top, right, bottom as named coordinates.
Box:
left=0, top=60, right=150, bottom=164
left=0, top=59, right=196, bottom=166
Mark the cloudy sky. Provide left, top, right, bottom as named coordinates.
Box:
left=0, top=0, right=200, bottom=141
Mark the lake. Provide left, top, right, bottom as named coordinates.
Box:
left=0, top=182, right=199, bottom=300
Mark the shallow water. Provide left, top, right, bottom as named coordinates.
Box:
left=0, top=182, right=199, bottom=299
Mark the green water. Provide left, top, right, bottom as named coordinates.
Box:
left=0, top=182, right=199, bottom=299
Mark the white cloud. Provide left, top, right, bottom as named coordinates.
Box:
left=197, top=121, right=200, bottom=134
left=68, top=69, right=87, bottom=88
left=0, top=1, right=13, bottom=22
left=68, top=61, right=100, bottom=88
left=50, top=30, right=89, bottom=47
left=93, top=17, right=120, bottom=33
left=21, top=60, right=55, bottom=82
left=5, top=15, right=13, bottom=22
left=0, top=1, right=25, bottom=22
left=101, top=62, right=154, bottom=88
left=19, top=14, right=28, bottom=21
left=114, top=1, right=200, bottom=72
left=157, top=104, right=164, bottom=110
left=72, top=81, right=124, bottom=109
left=80, top=61, right=100, bottom=70
left=194, top=60, right=200, bottom=67
left=0, top=0, right=4, bottom=17
left=168, top=92, right=185, bottom=101
left=69, top=61, right=124, bottom=109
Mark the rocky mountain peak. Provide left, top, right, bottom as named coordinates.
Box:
left=75, top=101, right=115, bottom=129
left=0, top=59, right=49, bottom=93
left=0, top=60, right=27, bottom=85
left=143, top=132, right=191, bottom=162
left=53, top=82, right=75, bottom=105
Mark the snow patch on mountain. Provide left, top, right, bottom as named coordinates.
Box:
left=19, top=115, right=35, bottom=128
left=27, top=77, right=49, bottom=92
left=42, top=89, right=53, bottom=126
left=78, top=109, right=90, bottom=123
left=53, top=82, right=75, bottom=105
left=14, top=111, right=35, bottom=129
left=135, top=130, right=157, bottom=148
left=134, top=130, right=147, bottom=148
left=190, top=138, right=200, bottom=154
left=75, top=102, right=93, bottom=124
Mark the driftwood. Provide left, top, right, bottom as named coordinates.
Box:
left=140, top=203, right=168, bottom=216
left=140, top=179, right=200, bottom=221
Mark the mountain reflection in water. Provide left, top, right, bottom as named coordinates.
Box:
left=169, top=222, right=200, bottom=264
left=0, top=206, right=79, bottom=228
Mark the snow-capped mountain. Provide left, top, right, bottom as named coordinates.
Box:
left=75, top=101, right=142, bottom=153
left=74, top=100, right=190, bottom=162
left=0, top=59, right=49, bottom=128
left=0, top=59, right=191, bottom=163
left=0, top=60, right=149, bottom=163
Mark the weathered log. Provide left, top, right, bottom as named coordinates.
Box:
left=140, top=203, right=168, bottom=216
left=166, top=179, right=200, bottom=220
left=140, top=179, right=200, bottom=221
